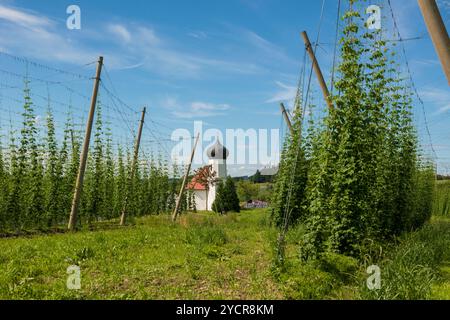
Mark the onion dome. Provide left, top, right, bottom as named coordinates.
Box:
left=206, top=139, right=229, bottom=160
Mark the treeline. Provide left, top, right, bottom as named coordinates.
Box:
left=0, top=83, right=180, bottom=233
left=272, top=0, right=436, bottom=259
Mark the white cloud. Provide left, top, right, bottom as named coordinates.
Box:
left=171, top=101, right=231, bottom=119
left=437, top=0, right=450, bottom=12
left=266, top=81, right=297, bottom=105
left=162, top=96, right=179, bottom=110
left=438, top=105, right=450, bottom=113
left=188, top=31, right=207, bottom=39
left=104, top=24, right=263, bottom=77
left=0, top=5, right=51, bottom=29
left=420, top=87, right=450, bottom=114
left=0, top=4, right=102, bottom=65
left=225, top=25, right=298, bottom=68
left=412, top=59, right=441, bottom=67
left=191, top=102, right=230, bottom=112
left=107, top=24, right=132, bottom=43
left=0, top=4, right=265, bottom=78
left=134, top=26, right=161, bottom=46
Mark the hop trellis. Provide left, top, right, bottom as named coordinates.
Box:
left=0, top=52, right=185, bottom=234
left=272, top=0, right=436, bottom=260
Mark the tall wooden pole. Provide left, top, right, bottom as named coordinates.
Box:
left=68, top=56, right=103, bottom=231
left=280, top=103, right=294, bottom=136
left=417, top=0, right=450, bottom=85
left=301, top=31, right=334, bottom=111
left=172, top=134, right=200, bottom=222
left=120, top=107, right=147, bottom=226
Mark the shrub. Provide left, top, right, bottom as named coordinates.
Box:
left=360, top=221, right=450, bottom=300
left=212, top=176, right=240, bottom=214
left=279, top=262, right=336, bottom=300
left=185, top=225, right=228, bottom=247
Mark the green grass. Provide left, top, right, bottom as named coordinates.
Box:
left=434, top=180, right=450, bottom=216
left=358, top=216, right=450, bottom=300
left=432, top=263, right=450, bottom=299
left=1, top=209, right=449, bottom=300
left=0, top=209, right=283, bottom=300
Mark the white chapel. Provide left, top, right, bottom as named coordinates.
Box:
left=186, top=140, right=229, bottom=211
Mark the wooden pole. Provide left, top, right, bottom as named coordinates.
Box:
left=417, top=0, right=450, bottom=85
left=172, top=134, right=200, bottom=222
left=120, top=107, right=147, bottom=226
left=280, top=103, right=294, bottom=136
left=68, top=56, right=103, bottom=231
left=301, top=31, right=334, bottom=111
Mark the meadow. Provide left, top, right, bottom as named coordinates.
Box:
left=1, top=207, right=449, bottom=300
left=434, top=180, right=450, bottom=217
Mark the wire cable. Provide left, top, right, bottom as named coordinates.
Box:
left=387, top=0, right=438, bottom=160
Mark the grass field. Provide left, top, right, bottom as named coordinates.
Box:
left=0, top=209, right=449, bottom=300
left=435, top=180, right=450, bottom=217
left=0, top=210, right=282, bottom=299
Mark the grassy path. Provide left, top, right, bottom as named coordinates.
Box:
left=0, top=210, right=282, bottom=299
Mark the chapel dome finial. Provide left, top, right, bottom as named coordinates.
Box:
left=206, top=139, right=229, bottom=160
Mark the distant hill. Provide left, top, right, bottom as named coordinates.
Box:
left=233, top=166, right=279, bottom=183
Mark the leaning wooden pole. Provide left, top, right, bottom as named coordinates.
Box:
left=417, top=0, right=450, bottom=85
left=120, top=107, right=147, bottom=226
left=172, top=134, right=200, bottom=222
left=301, top=31, right=334, bottom=111
left=280, top=103, right=294, bottom=136
left=68, top=56, right=103, bottom=231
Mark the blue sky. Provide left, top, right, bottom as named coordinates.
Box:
left=0, top=0, right=449, bottom=176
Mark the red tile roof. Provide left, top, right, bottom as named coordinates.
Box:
left=186, top=181, right=206, bottom=191
left=186, top=166, right=210, bottom=191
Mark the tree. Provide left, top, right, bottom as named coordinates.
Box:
left=224, top=176, right=240, bottom=212
left=250, top=170, right=263, bottom=183
left=212, top=180, right=226, bottom=214
left=213, top=176, right=240, bottom=214
left=236, top=180, right=259, bottom=202
left=193, top=165, right=217, bottom=210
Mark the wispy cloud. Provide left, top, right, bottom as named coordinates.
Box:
left=437, top=105, right=450, bottom=114
left=0, top=5, right=51, bottom=29
left=164, top=97, right=231, bottom=119
left=223, top=25, right=298, bottom=68
left=266, top=81, right=297, bottom=106
left=437, top=0, right=450, bottom=13
left=420, top=87, right=450, bottom=114
left=0, top=4, right=266, bottom=78
left=107, top=24, right=132, bottom=43
left=104, top=23, right=265, bottom=77
left=0, top=4, right=102, bottom=65
left=172, top=102, right=231, bottom=119
left=388, top=0, right=420, bottom=39
left=187, top=31, right=208, bottom=39
left=412, top=59, right=441, bottom=67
